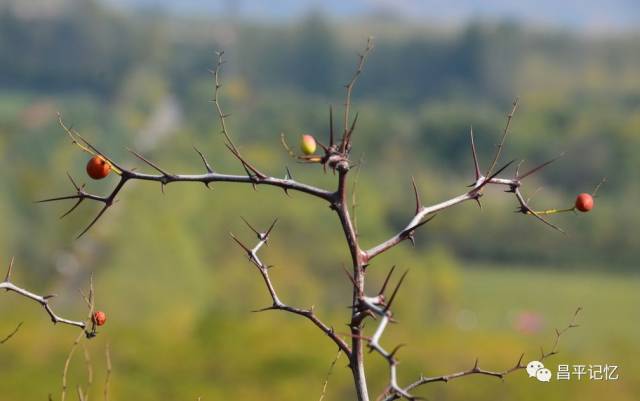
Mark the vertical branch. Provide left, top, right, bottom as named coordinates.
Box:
left=318, top=349, right=342, bottom=401
left=485, top=98, right=519, bottom=178
left=61, top=331, right=85, bottom=401
left=104, top=343, right=112, bottom=401
left=341, top=37, right=374, bottom=153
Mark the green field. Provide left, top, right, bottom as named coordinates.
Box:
left=1, top=264, right=638, bottom=400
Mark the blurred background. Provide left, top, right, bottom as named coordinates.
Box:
left=0, top=0, right=638, bottom=400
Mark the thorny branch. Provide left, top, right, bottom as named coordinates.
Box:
left=363, top=124, right=569, bottom=263
left=32, top=37, right=598, bottom=401
left=230, top=218, right=351, bottom=356
left=0, top=257, right=92, bottom=332
left=379, top=307, right=582, bottom=401
left=39, top=51, right=334, bottom=238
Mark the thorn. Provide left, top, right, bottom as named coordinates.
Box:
left=251, top=306, right=276, bottom=313
left=193, top=146, right=214, bottom=173
left=385, top=270, right=409, bottom=312
left=66, top=172, right=81, bottom=191
left=264, top=218, right=278, bottom=239
left=475, top=159, right=516, bottom=192
left=229, top=233, right=252, bottom=255
left=515, top=159, right=525, bottom=178
left=408, top=234, right=416, bottom=247
left=240, top=216, right=260, bottom=238
left=5, top=257, right=15, bottom=282
left=517, top=153, right=564, bottom=180
left=60, top=199, right=84, bottom=219
left=128, top=148, right=172, bottom=176
left=341, top=264, right=357, bottom=288
left=378, top=265, right=396, bottom=296
left=76, top=204, right=110, bottom=239
left=401, top=214, right=437, bottom=238
left=411, top=177, right=421, bottom=214
left=469, top=126, right=481, bottom=181
left=389, top=343, right=406, bottom=358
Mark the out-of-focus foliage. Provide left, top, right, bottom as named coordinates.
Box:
left=0, top=1, right=638, bottom=400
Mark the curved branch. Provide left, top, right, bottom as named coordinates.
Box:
left=38, top=150, right=334, bottom=238
left=1, top=258, right=87, bottom=330
left=230, top=220, right=351, bottom=356
left=364, top=120, right=567, bottom=263
left=380, top=307, right=582, bottom=400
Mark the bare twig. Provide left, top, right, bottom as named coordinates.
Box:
left=230, top=219, right=351, bottom=356
left=341, top=36, right=374, bottom=153
left=1, top=258, right=87, bottom=329
left=380, top=308, right=582, bottom=400
left=104, top=342, right=112, bottom=401
left=318, top=349, right=342, bottom=401
left=0, top=321, right=23, bottom=344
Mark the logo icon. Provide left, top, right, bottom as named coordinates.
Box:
left=527, top=360, right=551, bottom=382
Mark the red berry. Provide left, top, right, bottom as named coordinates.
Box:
left=86, top=156, right=111, bottom=180
left=575, top=193, right=594, bottom=212
left=93, top=311, right=107, bottom=326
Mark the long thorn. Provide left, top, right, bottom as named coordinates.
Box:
left=193, top=146, right=214, bottom=173
left=128, top=148, right=171, bottom=176
left=229, top=233, right=252, bottom=255
left=470, top=126, right=481, bottom=181
left=76, top=204, right=110, bottom=239
left=517, top=153, right=564, bottom=180
left=240, top=216, right=260, bottom=237
left=5, top=257, right=15, bottom=282
left=378, top=265, right=396, bottom=296
left=385, top=270, right=409, bottom=311
left=265, top=218, right=278, bottom=238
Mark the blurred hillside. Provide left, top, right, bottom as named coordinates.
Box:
left=1, top=0, right=638, bottom=269
left=0, top=1, right=638, bottom=400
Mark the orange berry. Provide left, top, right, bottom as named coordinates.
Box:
left=575, top=193, right=594, bottom=212
left=93, top=311, right=107, bottom=326
left=300, top=134, right=317, bottom=155
left=86, top=156, right=111, bottom=180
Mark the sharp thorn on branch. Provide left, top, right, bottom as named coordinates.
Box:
left=517, top=153, right=565, bottom=180
left=264, top=218, right=278, bottom=239
left=411, top=177, right=422, bottom=214
left=469, top=126, right=481, bottom=181
left=385, top=270, right=409, bottom=312
left=240, top=216, right=261, bottom=237
left=5, top=256, right=15, bottom=282
left=128, top=148, right=172, bottom=177
left=378, top=265, right=396, bottom=296
left=193, top=146, right=214, bottom=173
left=230, top=233, right=252, bottom=255
left=76, top=204, right=111, bottom=239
